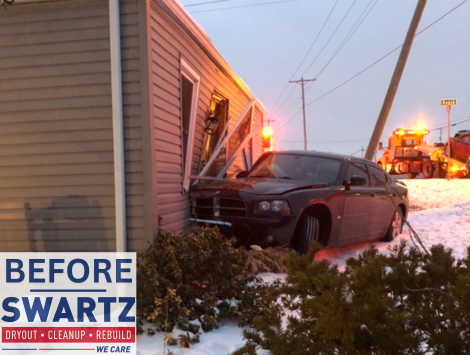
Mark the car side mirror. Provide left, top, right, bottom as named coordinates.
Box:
left=378, top=142, right=383, bottom=151
left=349, top=176, right=367, bottom=186
left=236, top=171, right=249, bottom=178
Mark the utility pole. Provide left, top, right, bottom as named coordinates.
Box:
left=289, top=77, right=316, bottom=150
left=264, top=116, right=275, bottom=128
left=364, top=0, right=428, bottom=160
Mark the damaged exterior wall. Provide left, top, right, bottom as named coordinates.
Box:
left=0, top=0, right=265, bottom=252
left=146, top=0, right=265, bottom=235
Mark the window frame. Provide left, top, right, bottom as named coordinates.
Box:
left=180, top=58, right=201, bottom=192
left=344, top=161, right=370, bottom=186
left=198, top=100, right=255, bottom=178
left=367, top=164, right=388, bottom=187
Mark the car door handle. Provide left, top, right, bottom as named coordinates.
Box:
left=370, top=193, right=376, bottom=197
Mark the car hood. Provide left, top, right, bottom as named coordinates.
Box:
left=192, top=178, right=328, bottom=196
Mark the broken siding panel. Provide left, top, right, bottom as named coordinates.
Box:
left=0, top=0, right=114, bottom=252
left=253, top=106, right=265, bottom=161
left=148, top=4, right=255, bottom=233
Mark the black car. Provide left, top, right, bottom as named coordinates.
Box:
left=191, top=151, right=409, bottom=253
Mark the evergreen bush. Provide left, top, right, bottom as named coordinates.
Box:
left=136, top=226, right=280, bottom=346
left=234, top=241, right=470, bottom=355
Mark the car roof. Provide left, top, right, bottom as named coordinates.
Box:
left=273, top=150, right=371, bottom=164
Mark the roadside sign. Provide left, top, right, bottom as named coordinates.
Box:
left=441, top=99, right=457, bottom=106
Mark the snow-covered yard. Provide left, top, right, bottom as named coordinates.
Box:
left=137, top=179, right=470, bottom=355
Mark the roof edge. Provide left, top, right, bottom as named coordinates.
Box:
left=157, top=0, right=266, bottom=115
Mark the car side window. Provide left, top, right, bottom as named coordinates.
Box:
left=344, top=162, right=369, bottom=185
left=368, top=165, right=387, bottom=187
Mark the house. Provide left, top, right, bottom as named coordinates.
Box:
left=0, top=0, right=266, bottom=252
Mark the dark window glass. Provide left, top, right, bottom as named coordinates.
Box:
left=248, top=154, right=342, bottom=184
left=201, top=94, right=229, bottom=177
left=344, top=162, right=369, bottom=185
left=369, top=165, right=387, bottom=186
left=402, top=139, right=417, bottom=147
left=181, top=75, right=193, bottom=171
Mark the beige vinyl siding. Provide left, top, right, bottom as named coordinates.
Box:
left=120, top=0, right=148, bottom=251
left=148, top=3, right=264, bottom=233
left=0, top=0, right=115, bottom=251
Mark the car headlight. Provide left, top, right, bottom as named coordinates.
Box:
left=254, top=200, right=291, bottom=215
left=259, top=201, right=271, bottom=211
left=271, top=200, right=283, bottom=212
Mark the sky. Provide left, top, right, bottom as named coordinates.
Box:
left=137, top=178, right=470, bottom=354
left=178, top=0, right=470, bottom=158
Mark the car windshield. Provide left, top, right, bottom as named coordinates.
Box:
left=248, top=153, right=342, bottom=184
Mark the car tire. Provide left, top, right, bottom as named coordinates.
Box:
left=422, top=160, right=433, bottom=179
left=295, top=215, right=320, bottom=255
left=380, top=210, right=403, bottom=242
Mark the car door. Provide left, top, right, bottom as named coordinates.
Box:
left=339, top=161, right=376, bottom=242
left=367, top=164, right=395, bottom=238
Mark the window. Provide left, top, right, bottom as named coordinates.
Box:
left=344, top=162, right=369, bottom=185
left=180, top=58, right=200, bottom=192
left=402, top=139, right=417, bottom=147
left=248, top=154, right=342, bottom=184
left=200, top=93, right=229, bottom=177
left=368, top=165, right=387, bottom=187
left=198, top=100, right=255, bottom=179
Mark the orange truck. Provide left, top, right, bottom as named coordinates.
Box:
left=377, top=127, right=468, bottom=179
left=377, top=127, right=431, bottom=178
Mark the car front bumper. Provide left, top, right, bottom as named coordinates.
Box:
left=191, top=214, right=297, bottom=247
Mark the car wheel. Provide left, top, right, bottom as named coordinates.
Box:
left=380, top=210, right=403, bottom=242
left=295, top=215, right=320, bottom=255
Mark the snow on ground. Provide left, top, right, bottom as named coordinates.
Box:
left=137, top=179, right=470, bottom=355
left=137, top=321, right=247, bottom=355
left=315, top=179, right=470, bottom=268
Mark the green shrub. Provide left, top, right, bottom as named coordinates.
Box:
left=136, top=226, right=280, bottom=345
left=234, top=241, right=470, bottom=355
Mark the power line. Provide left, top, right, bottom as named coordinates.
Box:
left=278, top=0, right=467, bottom=130
left=290, top=0, right=339, bottom=80
left=266, top=0, right=339, bottom=118
left=300, top=0, right=358, bottom=77
left=271, top=0, right=358, bottom=122
left=293, top=0, right=378, bottom=117
left=304, top=0, right=468, bottom=108
left=314, top=0, right=379, bottom=80
left=429, top=115, right=470, bottom=131
left=190, top=0, right=299, bottom=13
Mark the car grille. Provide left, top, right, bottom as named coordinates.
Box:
left=193, top=197, right=247, bottom=218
